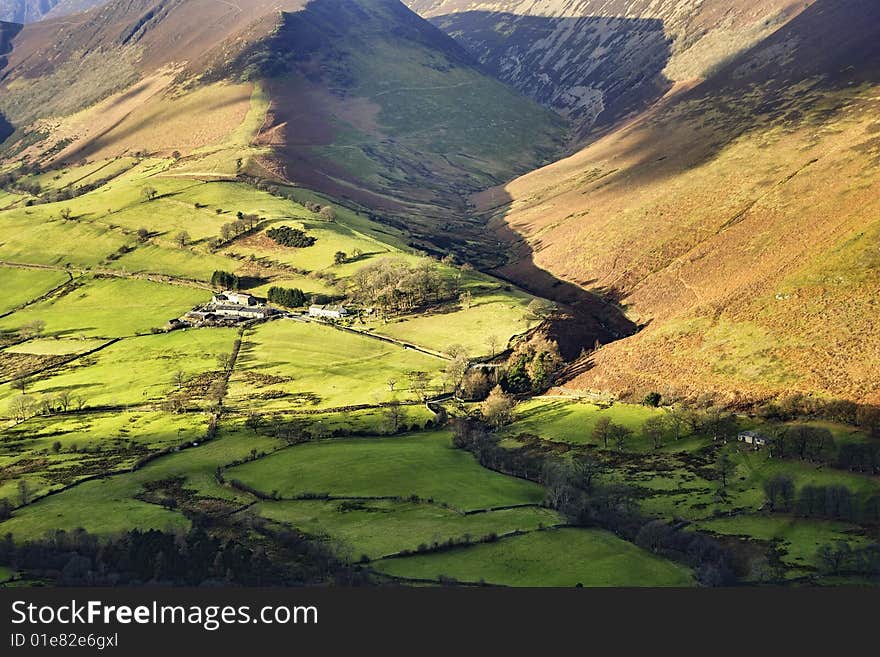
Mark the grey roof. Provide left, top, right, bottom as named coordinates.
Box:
left=213, top=305, right=266, bottom=314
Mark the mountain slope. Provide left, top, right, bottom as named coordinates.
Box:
left=0, top=0, right=109, bottom=23
left=247, top=0, right=566, bottom=245
left=0, top=0, right=565, bottom=255
left=406, top=0, right=812, bottom=138
left=477, top=0, right=880, bottom=406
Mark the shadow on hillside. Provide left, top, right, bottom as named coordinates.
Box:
left=593, top=0, right=880, bottom=187
left=469, top=0, right=880, bottom=370
left=430, top=10, right=673, bottom=138
left=0, top=112, right=12, bottom=144
left=481, top=185, right=639, bottom=363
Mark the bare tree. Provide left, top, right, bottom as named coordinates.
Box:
left=386, top=377, right=398, bottom=392
left=408, top=371, right=429, bottom=402
left=9, top=395, right=35, bottom=421
left=664, top=406, right=688, bottom=441
left=19, top=320, right=45, bottom=340
left=55, top=390, right=73, bottom=413
left=486, top=334, right=501, bottom=358
left=482, top=386, right=515, bottom=428
left=716, top=451, right=735, bottom=492
left=573, top=454, right=606, bottom=493
left=384, top=399, right=404, bottom=434
left=609, top=423, right=633, bottom=453
left=642, top=416, right=666, bottom=450
left=245, top=412, right=264, bottom=435
left=17, top=479, right=32, bottom=506
left=12, top=375, right=29, bottom=395
left=592, top=416, right=612, bottom=448
left=216, top=353, right=233, bottom=371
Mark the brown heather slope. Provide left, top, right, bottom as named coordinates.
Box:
left=477, top=0, right=880, bottom=406
left=0, top=0, right=309, bottom=162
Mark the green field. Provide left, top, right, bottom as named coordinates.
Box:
left=4, top=337, right=108, bottom=356
left=227, top=320, right=446, bottom=412
left=0, top=328, right=238, bottom=412
left=697, top=515, right=872, bottom=572
left=0, top=423, right=286, bottom=540
left=0, top=268, right=70, bottom=315
left=508, top=399, right=667, bottom=449
left=227, top=431, right=545, bottom=511
left=0, top=276, right=206, bottom=338
left=0, top=54, right=875, bottom=589
left=367, top=286, right=537, bottom=356
left=375, top=527, right=695, bottom=587
left=250, top=499, right=562, bottom=559
left=0, top=411, right=206, bottom=502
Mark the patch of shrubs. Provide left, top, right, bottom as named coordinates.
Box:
left=267, top=226, right=316, bottom=248
left=211, top=270, right=240, bottom=290
left=267, top=286, right=307, bottom=308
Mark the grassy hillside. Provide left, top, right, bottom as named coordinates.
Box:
left=480, top=0, right=880, bottom=406
left=1, top=0, right=565, bottom=258
left=247, top=0, right=566, bottom=246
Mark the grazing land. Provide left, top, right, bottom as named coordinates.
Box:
left=227, top=432, right=546, bottom=512
left=374, top=527, right=695, bottom=587
left=0, top=0, right=877, bottom=588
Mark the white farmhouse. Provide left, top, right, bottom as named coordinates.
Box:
left=309, top=304, right=349, bottom=320
left=737, top=430, right=769, bottom=449
left=213, top=291, right=258, bottom=307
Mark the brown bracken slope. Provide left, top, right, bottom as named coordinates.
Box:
left=476, top=0, right=880, bottom=406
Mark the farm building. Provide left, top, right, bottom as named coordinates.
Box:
left=165, top=318, right=189, bottom=331
left=737, top=430, right=770, bottom=449
left=213, top=291, right=258, bottom=307
left=309, top=304, right=349, bottom=319
left=211, top=305, right=271, bottom=319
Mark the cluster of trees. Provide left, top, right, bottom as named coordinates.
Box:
left=346, top=258, right=456, bottom=314
left=8, top=389, right=86, bottom=422
left=0, top=166, right=119, bottom=205
left=266, top=226, right=316, bottom=248
left=503, top=334, right=563, bottom=394
left=592, top=417, right=635, bottom=452
left=769, top=424, right=880, bottom=474
left=267, top=286, right=307, bottom=308
left=0, top=524, right=366, bottom=586
left=815, top=541, right=880, bottom=577
left=767, top=424, right=834, bottom=461
left=299, top=202, right=335, bottom=222
left=837, top=442, right=880, bottom=474
left=217, top=213, right=260, bottom=244
left=756, top=394, right=880, bottom=435
left=763, top=473, right=880, bottom=522
left=211, top=270, right=240, bottom=290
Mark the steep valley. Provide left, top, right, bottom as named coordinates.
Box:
left=466, top=0, right=880, bottom=406
left=0, top=0, right=878, bottom=589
